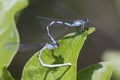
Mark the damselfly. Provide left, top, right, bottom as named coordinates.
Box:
left=6, top=17, right=89, bottom=67
left=37, top=17, right=89, bottom=44
left=6, top=42, right=71, bottom=67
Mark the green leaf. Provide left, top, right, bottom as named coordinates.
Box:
left=21, top=27, right=95, bottom=80
left=102, top=50, right=120, bottom=80
left=0, top=0, right=28, bottom=76
left=1, top=66, right=14, bottom=80
left=77, top=62, right=113, bottom=80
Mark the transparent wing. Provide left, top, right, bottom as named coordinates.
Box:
left=6, top=43, right=45, bottom=51
left=36, top=16, right=55, bottom=26
left=36, top=16, right=79, bottom=41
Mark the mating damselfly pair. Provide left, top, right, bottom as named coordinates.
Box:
left=6, top=17, right=89, bottom=67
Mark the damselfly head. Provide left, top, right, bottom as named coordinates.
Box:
left=46, top=42, right=60, bottom=50
left=83, top=18, right=89, bottom=23
left=50, top=42, right=60, bottom=47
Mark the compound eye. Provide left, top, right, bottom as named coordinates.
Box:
left=56, top=42, right=60, bottom=47
left=83, top=18, right=89, bottom=23
left=46, top=42, right=60, bottom=50
left=51, top=42, right=60, bottom=48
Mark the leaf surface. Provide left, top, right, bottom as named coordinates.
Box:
left=77, top=62, right=113, bottom=80
left=21, top=27, right=95, bottom=80
left=0, top=0, right=28, bottom=76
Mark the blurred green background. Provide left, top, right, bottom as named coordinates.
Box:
left=8, top=0, right=120, bottom=79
